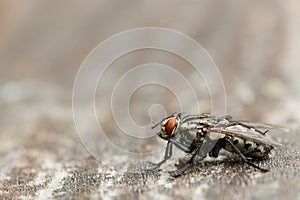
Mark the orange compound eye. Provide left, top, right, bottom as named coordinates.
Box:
left=165, top=118, right=176, bottom=135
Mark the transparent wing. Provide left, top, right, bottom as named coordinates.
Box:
left=210, top=123, right=283, bottom=147
left=231, top=121, right=289, bottom=133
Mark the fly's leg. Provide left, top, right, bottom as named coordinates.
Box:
left=170, top=137, right=218, bottom=177
left=169, top=145, right=205, bottom=177
left=169, top=138, right=192, bottom=153
left=209, top=140, right=223, bottom=158
left=146, top=141, right=173, bottom=171
left=146, top=139, right=191, bottom=171
left=224, top=138, right=269, bottom=172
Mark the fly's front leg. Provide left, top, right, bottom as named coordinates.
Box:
left=146, top=141, right=173, bottom=171
left=169, top=138, right=192, bottom=153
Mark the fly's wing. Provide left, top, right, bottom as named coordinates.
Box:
left=231, top=121, right=289, bottom=133
left=208, top=131, right=226, bottom=140
left=210, top=123, right=283, bottom=147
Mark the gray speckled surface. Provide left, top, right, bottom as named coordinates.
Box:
left=1, top=1, right=300, bottom=199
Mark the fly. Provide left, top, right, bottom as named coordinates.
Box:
left=146, top=113, right=287, bottom=177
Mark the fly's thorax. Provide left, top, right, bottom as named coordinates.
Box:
left=175, top=118, right=209, bottom=148
left=179, top=116, right=210, bottom=138
left=180, top=113, right=230, bottom=129
left=158, top=114, right=181, bottom=140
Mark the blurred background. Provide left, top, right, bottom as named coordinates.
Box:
left=0, top=1, right=300, bottom=199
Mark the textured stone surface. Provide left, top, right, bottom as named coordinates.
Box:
left=1, top=1, right=300, bottom=199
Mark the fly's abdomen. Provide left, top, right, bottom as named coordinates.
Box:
left=224, top=136, right=274, bottom=158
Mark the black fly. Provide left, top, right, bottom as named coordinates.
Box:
left=146, top=113, right=286, bottom=177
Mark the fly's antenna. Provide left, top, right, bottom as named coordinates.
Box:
left=151, top=121, right=161, bottom=129
left=178, top=112, right=185, bottom=118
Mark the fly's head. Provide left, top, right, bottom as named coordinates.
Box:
left=152, top=113, right=181, bottom=140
